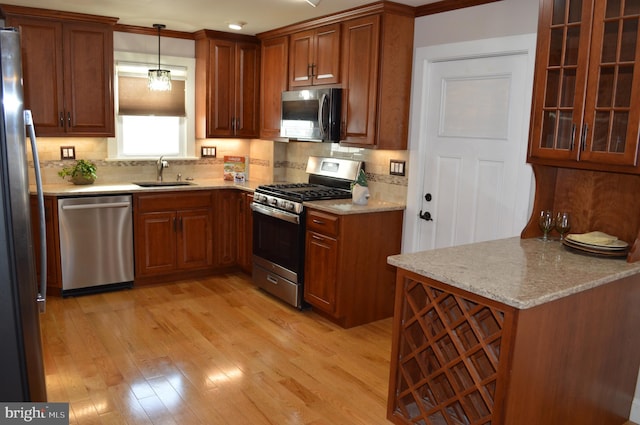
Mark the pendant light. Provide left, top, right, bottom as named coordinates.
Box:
left=148, top=24, right=171, bottom=91
left=305, top=0, right=321, bottom=6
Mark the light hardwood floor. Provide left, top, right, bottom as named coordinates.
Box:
left=40, top=272, right=394, bottom=424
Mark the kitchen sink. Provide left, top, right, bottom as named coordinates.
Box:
left=133, top=181, right=195, bottom=187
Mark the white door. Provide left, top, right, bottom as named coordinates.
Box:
left=403, top=35, right=536, bottom=253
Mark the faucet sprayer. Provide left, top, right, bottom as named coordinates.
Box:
left=156, top=156, right=169, bottom=181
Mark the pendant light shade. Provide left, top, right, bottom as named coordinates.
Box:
left=305, top=0, right=321, bottom=6
left=148, top=24, right=171, bottom=91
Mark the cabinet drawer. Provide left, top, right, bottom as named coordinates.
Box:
left=135, top=191, right=212, bottom=212
left=306, top=209, right=339, bottom=236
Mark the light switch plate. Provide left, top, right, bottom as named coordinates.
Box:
left=201, top=146, right=217, bottom=158
left=390, top=160, right=406, bottom=176
left=60, top=146, right=76, bottom=160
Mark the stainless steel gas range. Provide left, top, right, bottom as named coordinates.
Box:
left=250, top=156, right=364, bottom=309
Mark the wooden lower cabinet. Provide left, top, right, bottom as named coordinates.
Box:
left=134, top=191, right=213, bottom=281
left=30, top=195, right=61, bottom=294
left=237, top=192, right=253, bottom=273
left=305, top=229, right=339, bottom=313
left=214, top=190, right=239, bottom=268
left=388, top=268, right=640, bottom=425
left=304, top=207, right=403, bottom=328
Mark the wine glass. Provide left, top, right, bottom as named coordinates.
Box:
left=538, top=210, right=554, bottom=242
left=556, top=212, right=571, bottom=240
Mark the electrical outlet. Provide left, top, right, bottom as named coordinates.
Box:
left=390, top=160, right=406, bottom=176
left=60, top=146, right=76, bottom=160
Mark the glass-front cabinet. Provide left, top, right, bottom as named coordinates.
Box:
left=529, top=0, right=640, bottom=171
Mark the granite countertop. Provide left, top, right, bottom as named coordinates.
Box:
left=32, top=179, right=265, bottom=196
left=303, top=198, right=405, bottom=215
left=387, top=237, right=640, bottom=310
left=33, top=180, right=406, bottom=215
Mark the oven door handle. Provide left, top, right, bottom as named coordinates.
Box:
left=250, top=202, right=300, bottom=224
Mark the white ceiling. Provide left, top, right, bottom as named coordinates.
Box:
left=1, top=0, right=432, bottom=35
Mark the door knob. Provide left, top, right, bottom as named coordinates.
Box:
left=419, top=210, right=433, bottom=221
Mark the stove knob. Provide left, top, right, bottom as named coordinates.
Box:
left=270, top=198, right=278, bottom=206
left=283, top=201, right=294, bottom=211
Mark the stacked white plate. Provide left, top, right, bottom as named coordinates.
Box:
left=563, top=231, right=629, bottom=258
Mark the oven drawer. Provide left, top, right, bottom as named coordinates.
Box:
left=306, top=209, right=339, bottom=236
left=253, top=264, right=301, bottom=308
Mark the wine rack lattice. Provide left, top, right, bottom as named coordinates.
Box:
left=392, top=278, right=506, bottom=425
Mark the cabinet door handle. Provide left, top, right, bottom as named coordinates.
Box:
left=580, top=124, right=588, bottom=151
left=310, top=63, right=316, bottom=77
left=312, top=234, right=325, bottom=241
left=312, top=219, right=325, bottom=225
left=570, top=123, right=576, bottom=150
left=173, top=217, right=177, bottom=232
left=67, top=112, right=71, bottom=128
left=59, top=112, right=64, bottom=128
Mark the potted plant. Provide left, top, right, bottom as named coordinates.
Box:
left=58, top=159, right=97, bottom=185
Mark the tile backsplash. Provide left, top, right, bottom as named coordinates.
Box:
left=29, top=137, right=408, bottom=204
left=279, top=141, right=409, bottom=204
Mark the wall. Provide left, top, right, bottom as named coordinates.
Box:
left=414, top=0, right=539, bottom=48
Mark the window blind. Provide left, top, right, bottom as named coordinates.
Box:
left=117, top=62, right=186, bottom=116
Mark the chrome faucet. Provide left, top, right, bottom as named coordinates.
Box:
left=156, top=156, right=169, bottom=181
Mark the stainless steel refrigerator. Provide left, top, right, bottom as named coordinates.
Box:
left=0, top=27, right=47, bottom=401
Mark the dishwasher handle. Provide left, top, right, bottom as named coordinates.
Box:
left=61, top=201, right=131, bottom=211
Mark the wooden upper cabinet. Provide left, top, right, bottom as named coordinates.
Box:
left=195, top=31, right=260, bottom=139
left=258, top=3, right=413, bottom=147
left=235, top=42, right=261, bottom=137
left=289, top=23, right=340, bottom=87
left=4, top=9, right=116, bottom=137
left=340, top=10, right=414, bottom=149
left=529, top=0, right=640, bottom=172
left=340, top=15, right=380, bottom=148
left=259, top=35, right=288, bottom=139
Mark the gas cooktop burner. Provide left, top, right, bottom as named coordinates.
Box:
left=257, top=183, right=351, bottom=202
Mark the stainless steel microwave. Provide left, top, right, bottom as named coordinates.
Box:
left=280, top=88, right=342, bottom=142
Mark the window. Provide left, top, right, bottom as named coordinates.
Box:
left=109, top=51, right=196, bottom=159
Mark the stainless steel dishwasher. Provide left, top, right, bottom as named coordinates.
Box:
left=58, top=195, right=134, bottom=295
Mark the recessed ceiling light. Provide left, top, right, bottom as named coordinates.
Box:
left=228, top=22, right=245, bottom=30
